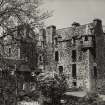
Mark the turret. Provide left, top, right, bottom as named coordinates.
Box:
left=46, top=25, right=56, bottom=43
left=72, top=22, right=80, bottom=28
left=93, top=19, right=103, bottom=35
left=38, top=29, right=46, bottom=47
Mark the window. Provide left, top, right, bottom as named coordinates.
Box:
left=80, top=40, right=83, bottom=44
left=91, top=49, right=96, bottom=59
left=72, top=82, right=77, bottom=86
left=55, top=37, right=58, bottom=45
left=39, top=55, right=43, bottom=61
left=72, top=64, right=76, bottom=78
left=72, top=50, right=76, bottom=62
left=55, top=51, right=59, bottom=61
left=59, top=66, right=63, bottom=74
left=84, top=36, right=88, bottom=41
left=9, top=47, right=11, bottom=56
left=94, top=66, right=97, bottom=78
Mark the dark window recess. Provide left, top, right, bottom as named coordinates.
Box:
left=72, top=64, right=76, bottom=78
left=9, top=48, right=11, bottom=55
left=39, top=55, right=43, bottom=61
left=84, top=36, right=88, bottom=41
left=72, top=50, right=76, bottom=62
left=80, top=40, right=83, bottom=44
left=59, top=66, right=63, bottom=74
left=55, top=51, right=59, bottom=61
left=94, top=66, right=97, bottom=78
left=92, top=36, right=96, bottom=59
left=55, top=37, right=58, bottom=45
left=2, top=71, right=8, bottom=78
left=72, top=82, right=77, bottom=86
left=91, top=49, right=96, bottom=59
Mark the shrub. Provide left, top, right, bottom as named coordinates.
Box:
left=78, top=92, right=105, bottom=105
left=37, top=71, right=68, bottom=105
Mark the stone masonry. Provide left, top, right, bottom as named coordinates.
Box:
left=39, top=19, right=105, bottom=93
left=1, top=19, right=105, bottom=94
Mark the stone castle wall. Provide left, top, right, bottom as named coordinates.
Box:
left=44, top=19, right=105, bottom=92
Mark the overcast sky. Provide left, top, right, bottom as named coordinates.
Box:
left=43, top=0, right=105, bottom=29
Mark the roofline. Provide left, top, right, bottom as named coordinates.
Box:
left=56, top=23, right=93, bottom=31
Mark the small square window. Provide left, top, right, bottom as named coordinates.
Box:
left=84, top=36, right=88, bottom=41
left=59, top=66, right=63, bottom=74
left=72, top=82, right=77, bottom=86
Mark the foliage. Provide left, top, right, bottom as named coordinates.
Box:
left=78, top=92, right=105, bottom=105
left=37, top=71, right=68, bottom=104
left=0, top=1, right=51, bottom=104
left=0, top=73, right=17, bottom=105
left=0, top=1, right=52, bottom=105
left=0, top=0, right=52, bottom=30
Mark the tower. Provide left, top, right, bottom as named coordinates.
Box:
left=45, top=25, right=57, bottom=72
left=93, top=19, right=105, bottom=93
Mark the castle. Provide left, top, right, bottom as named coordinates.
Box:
left=38, top=19, right=105, bottom=93
left=0, top=24, right=37, bottom=93
left=0, top=19, right=105, bottom=94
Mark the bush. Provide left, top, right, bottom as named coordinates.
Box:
left=37, top=72, right=68, bottom=105
left=78, top=92, right=105, bottom=105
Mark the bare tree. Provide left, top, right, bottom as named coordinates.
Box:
left=0, top=0, right=52, bottom=70
left=0, top=0, right=52, bottom=105
left=0, top=0, right=52, bottom=30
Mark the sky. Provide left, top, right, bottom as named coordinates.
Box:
left=42, top=0, right=105, bottom=29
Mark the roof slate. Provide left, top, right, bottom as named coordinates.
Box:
left=56, top=23, right=94, bottom=40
